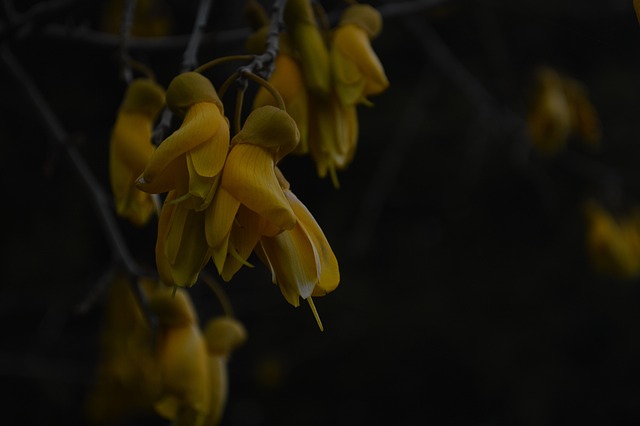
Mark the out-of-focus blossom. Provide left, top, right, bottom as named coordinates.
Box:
left=109, top=78, right=165, bottom=226
left=331, top=4, right=389, bottom=107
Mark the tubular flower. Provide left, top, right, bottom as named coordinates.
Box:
left=205, top=105, right=300, bottom=276
left=156, top=190, right=212, bottom=287
left=86, top=275, right=161, bottom=425
left=149, top=284, right=211, bottom=425
left=585, top=200, right=640, bottom=279
left=137, top=72, right=230, bottom=211
left=331, top=4, right=389, bottom=107
left=307, top=93, right=358, bottom=188
left=201, top=317, right=247, bottom=426
left=283, top=0, right=331, bottom=97
left=256, top=167, right=340, bottom=314
left=109, top=78, right=165, bottom=226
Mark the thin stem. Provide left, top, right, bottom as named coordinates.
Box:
left=243, top=70, right=286, bottom=110
left=181, top=0, right=215, bottom=72
left=217, top=70, right=241, bottom=100
left=118, top=0, right=138, bottom=83
left=200, top=270, right=235, bottom=317
left=194, top=54, right=254, bottom=75
left=234, top=81, right=247, bottom=134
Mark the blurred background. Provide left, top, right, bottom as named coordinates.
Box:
left=2, top=0, right=640, bottom=424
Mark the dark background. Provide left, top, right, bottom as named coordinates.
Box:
left=2, top=0, right=640, bottom=425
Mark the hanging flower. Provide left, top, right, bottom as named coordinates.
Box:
left=201, top=316, right=247, bottom=426
left=307, top=94, right=358, bottom=188
left=283, top=0, right=331, bottom=97
left=85, top=275, right=161, bottom=425
left=109, top=78, right=165, bottom=226
left=205, top=105, right=300, bottom=275
left=585, top=200, right=640, bottom=279
left=330, top=4, right=389, bottom=107
left=156, top=190, right=212, bottom=287
left=256, top=168, right=339, bottom=315
left=137, top=72, right=230, bottom=211
left=149, top=284, right=211, bottom=425
left=527, top=66, right=600, bottom=156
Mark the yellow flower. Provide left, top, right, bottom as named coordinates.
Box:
left=86, top=275, right=161, bottom=425
left=283, top=0, right=331, bottom=97
left=109, top=78, right=165, bottom=226
left=156, top=190, right=212, bottom=287
left=256, top=168, right=340, bottom=314
left=149, top=284, right=211, bottom=425
left=527, top=66, right=600, bottom=156
left=307, top=93, right=358, bottom=187
left=205, top=105, right=299, bottom=275
left=137, top=72, right=230, bottom=211
left=585, top=200, right=640, bottom=279
left=330, top=4, right=389, bottom=107
left=201, top=317, right=247, bottom=426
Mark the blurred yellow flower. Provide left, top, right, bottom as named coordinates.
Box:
left=527, top=66, right=600, bottom=156
left=86, top=275, right=161, bottom=425
left=331, top=4, right=389, bottom=107
left=308, top=94, right=358, bottom=187
left=283, top=0, right=331, bottom=97
left=137, top=72, right=230, bottom=211
left=109, top=78, right=165, bottom=226
left=585, top=200, right=640, bottom=279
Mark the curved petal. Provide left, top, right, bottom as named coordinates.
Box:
left=221, top=144, right=296, bottom=231
left=141, top=103, right=223, bottom=185
left=285, top=190, right=340, bottom=294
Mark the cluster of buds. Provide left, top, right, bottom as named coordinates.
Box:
left=527, top=66, right=600, bottom=156
left=249, top=0, right=389, bottom=186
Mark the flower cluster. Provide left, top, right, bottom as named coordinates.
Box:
left=87, top=275, right=246, bottom=426
left=107, top=68, right=339, bottom=320
left=250, top=0, right=389, bottom=186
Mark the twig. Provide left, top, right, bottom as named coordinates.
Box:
left=181, top=0, right=215, bottom=73
left=118, top=0, right=137, bottom=83
left=0, top=44, right=157, bottom=327
left=0, top=0, right=81, bottom=40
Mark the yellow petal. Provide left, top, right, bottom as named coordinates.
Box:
left=205, top=187, right=241, bottom=273
left=221, top=144, right=296, bottom=231
left=140, top=103, right=225, bottom=188
left=221, top=206, right=265, bottom=281
left=259, top=224, right=318, bottom=307
left=285, top=189, right=340, bottom=294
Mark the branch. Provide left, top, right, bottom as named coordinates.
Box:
left=118, top=0, right=137, bottom=82
left=0, top=44, right=157, bottom=326
left=181, top=0, right=215, bottom=73
left=0, top=0, right=81, bottom=40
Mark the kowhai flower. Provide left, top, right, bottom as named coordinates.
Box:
left=137, top=72, right=230, bottom=211
left=109, top=78, right=165, bottom=226
left=331, top=4, right=389, bottom=107
left=205, top=105, right=300, bottom=276
left=284, top=0, right=331, bottom=97
left=256, top=168, right=340, bottom=313
left=585, top=200, right=640, bottom=279
left=307, top=94, right=358, bottom=188
left=201, top=317, right=247, bottom=426
left=156, top=190, right=212, bottom=287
